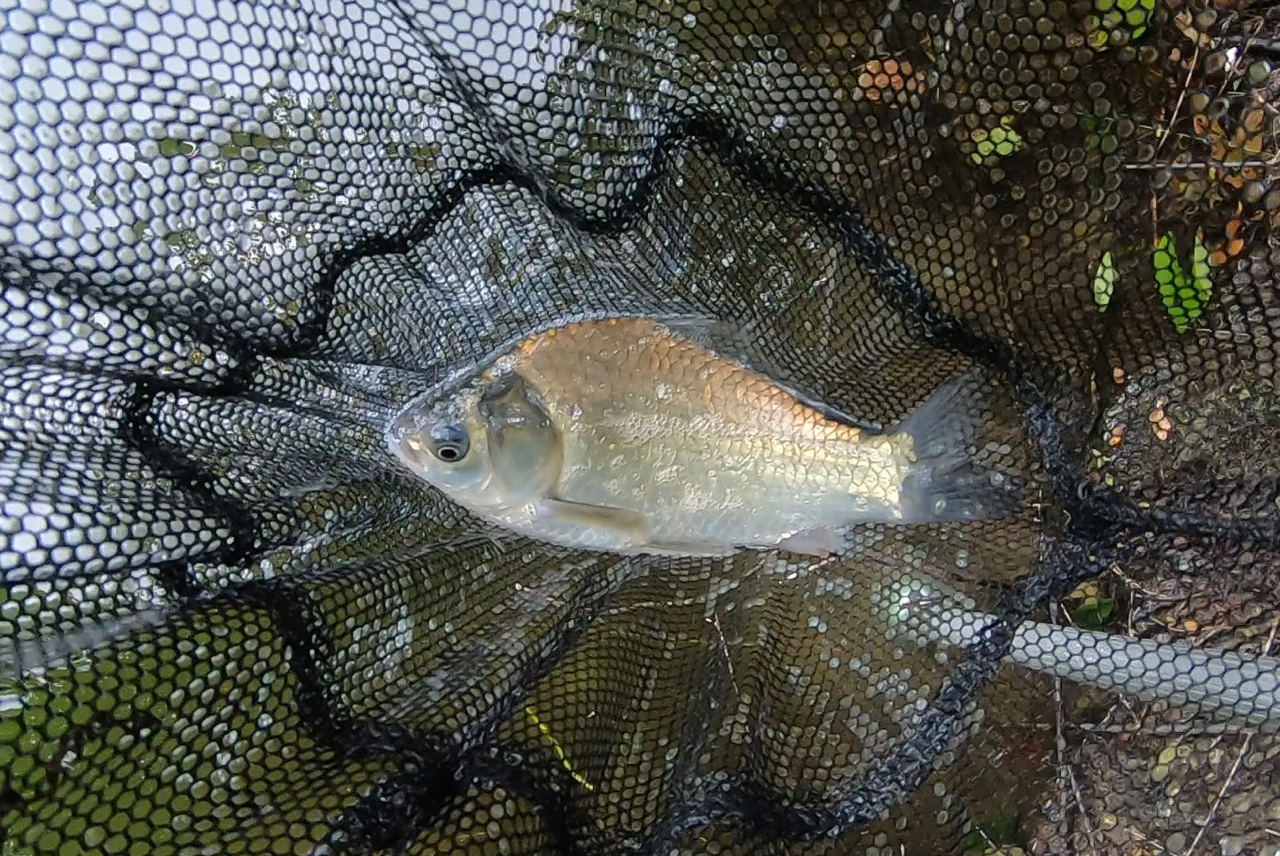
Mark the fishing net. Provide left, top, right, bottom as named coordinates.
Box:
left=1, top=0, right=1278, bottom=852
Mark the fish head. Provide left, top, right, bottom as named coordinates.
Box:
left=387, top=369, right=563, bottom=511
left=387, top=378, right=496, bottom=504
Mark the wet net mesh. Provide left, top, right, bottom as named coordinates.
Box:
left=1, top=0, right=1279, bottom=852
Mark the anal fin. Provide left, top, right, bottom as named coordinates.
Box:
left=640, top=539, right=740, bottom=558
left=777, top=527, right=849, bottom=559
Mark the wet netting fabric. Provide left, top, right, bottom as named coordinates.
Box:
left=1, top=0, right=1280, bottom=852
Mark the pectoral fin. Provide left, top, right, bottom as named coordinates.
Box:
left=538, top=498, right=649, bottom=535
left=535, top=499, right=738, bottom=557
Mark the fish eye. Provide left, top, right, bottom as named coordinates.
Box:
left=429, top=425, right=470, bottom=463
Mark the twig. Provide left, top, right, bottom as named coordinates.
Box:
left=972, top=823, right=999, bottom=853
left=1066, top=763, right=1097, bottom=853
left=1129, top=827, right=1171, bottom=854
left=1121, top=158, right=1280, bottom=170
left=1080, top=719, right=1244, bottom=737
left=1052, top=602, right=1099, bottom=853
left=1217, top=32, right=1280, bottom=54
left=600, top=596, right=704, bottom=616
left=1052, top=600, right=1069, bottom=800
left=1108, top=565, right=1182, bottom=604
left=1184, top=732, right=1253, bottom=856
left=1151, top=189, right=1161, bottom=252
left=710, top=610, right=740, bottom=702
left=1157, top=45, right=1201, bottom=157
left=1212, top=19, right=1264, bottom=108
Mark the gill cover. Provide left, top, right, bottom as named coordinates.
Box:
left=477, top=372, right=564, bottom=506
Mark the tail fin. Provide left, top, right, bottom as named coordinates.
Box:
left=893, top=373, right=1021, bottom=523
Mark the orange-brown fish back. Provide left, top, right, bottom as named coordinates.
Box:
left=508, top=317, right=866, bottom=450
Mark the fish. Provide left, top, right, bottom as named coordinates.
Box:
left=387, top=317, right=1019, bottom=558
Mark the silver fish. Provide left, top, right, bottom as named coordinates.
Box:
left=388, top=317, right=1017, bottom=557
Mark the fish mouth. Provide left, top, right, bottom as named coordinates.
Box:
left=389, top=432, right=432, bottom=473
left=385, top=390, right=436, bottom=453
left=386, top=404, right=441, bottom=475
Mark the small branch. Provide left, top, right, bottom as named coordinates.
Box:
left=1184, top=733, right=1253, bottom=856
left=1157, top=45, right=1200, bottom=157
left=710, top=609, right=740, bottom=703
left=1121, top=158, right=1280, bottom=170
left=1216, top=32, right=1280, bottom=53
left=1052, top=602, right=1099, bottom=852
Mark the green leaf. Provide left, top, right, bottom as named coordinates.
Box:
left=1076, top=597, right=1115, bottom=628
left=1192, top=230, right=1214, bottom=306
left=1093, top=251, right=1116, bottom=312
left=1134, top=0, right=1155, bottom=37
left=1091, top=0, right=1153, bottom=42
left=1154, top=232, right=1209, bottom=334
left=157, top=137, right=195, bottom=158
left=971, top=118, right=1024, bottom=164
left=960, top=812, right=1023, bottom=852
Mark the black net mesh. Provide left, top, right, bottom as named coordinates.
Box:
left=1, top=0, right=1278, bottom=853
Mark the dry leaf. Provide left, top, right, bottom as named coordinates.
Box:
left=1174, top=10, right=1215, bottom=46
